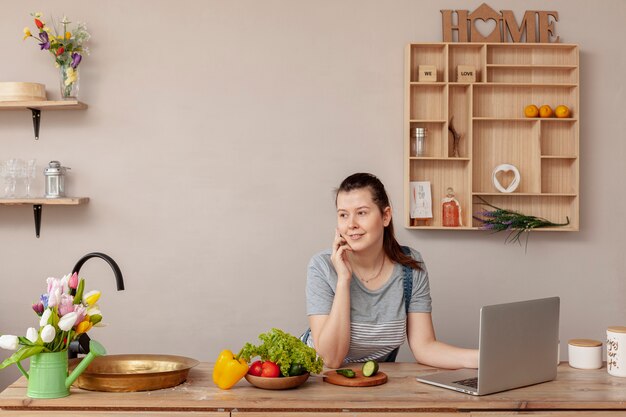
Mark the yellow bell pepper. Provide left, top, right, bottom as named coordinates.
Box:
left=212, top=349, right=248, bottom=390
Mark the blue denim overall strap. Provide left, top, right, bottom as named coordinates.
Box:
left=383, top=246, right=413, bottom=362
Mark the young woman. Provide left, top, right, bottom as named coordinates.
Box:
left=304, top=173, right=478, bottom=369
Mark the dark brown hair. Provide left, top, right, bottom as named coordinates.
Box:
left=335, top=173, right=422, bottom=270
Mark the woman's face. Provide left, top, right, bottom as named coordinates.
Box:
left=336, top=188, right=391, bottom=253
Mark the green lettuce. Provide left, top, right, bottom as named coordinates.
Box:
left=239, top=328, right=323, bottom=376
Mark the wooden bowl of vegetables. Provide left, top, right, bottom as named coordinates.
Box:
left=239, top=328, right=323, bottom=390
left=245, top=372, right=310, bottom=390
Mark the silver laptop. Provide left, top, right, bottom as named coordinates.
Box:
left=416, top=297, right=560, bottom=396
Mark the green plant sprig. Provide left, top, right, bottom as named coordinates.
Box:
left=473, top=196, right=570, bottom=250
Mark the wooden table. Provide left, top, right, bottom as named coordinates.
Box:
left=1, top=362, right=626, bottom=416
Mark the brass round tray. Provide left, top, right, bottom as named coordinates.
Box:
left=69, top=354, right=199, bottom=392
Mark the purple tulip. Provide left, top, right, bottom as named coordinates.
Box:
left=32, top=301, right=44, bottom=316
left=38, top=31, right=50, bottom=50
left=70, top=52, right=82, bottom=69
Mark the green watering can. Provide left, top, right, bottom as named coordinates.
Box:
left=17, top=340, right=106, bottom=399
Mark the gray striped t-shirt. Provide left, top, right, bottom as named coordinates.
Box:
left=305, top=247, right=432, bottom=363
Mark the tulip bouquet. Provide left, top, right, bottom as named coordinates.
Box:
left=0, top=273, right=102, bottom=371
left=23, top=12, right=90, bottom=98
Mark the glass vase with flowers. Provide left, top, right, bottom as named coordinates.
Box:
left=23, top=13, right=90, bottom=99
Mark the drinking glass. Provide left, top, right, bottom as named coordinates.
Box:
left=22, top=159, right=37, bottom=197
left=4, top=159, right=19, bottom=198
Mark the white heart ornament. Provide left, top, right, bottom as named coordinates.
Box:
left=492, top=164, right=520, bottom=193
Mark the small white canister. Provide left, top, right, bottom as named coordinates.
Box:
left=607, top=326, right=626, bottom=377
left=568, top=339, right=602, bottom=370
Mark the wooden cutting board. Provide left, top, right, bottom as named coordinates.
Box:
left=323, top=369, right=387, bottom=387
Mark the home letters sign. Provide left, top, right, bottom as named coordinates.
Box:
left=441, top=3, right=559, bottom=43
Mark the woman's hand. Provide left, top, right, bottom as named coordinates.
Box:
left=331, top=229, right=352, bottom=282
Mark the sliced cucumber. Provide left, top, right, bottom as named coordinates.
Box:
left=336, top=368, right=356, bottom=378
left=362, top=360, right=379, bottom=377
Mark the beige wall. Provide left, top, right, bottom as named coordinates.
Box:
left=1, top=0, right=624, bottom=389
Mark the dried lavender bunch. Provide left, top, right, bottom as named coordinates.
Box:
left=473, top=197, right=570, bottom=250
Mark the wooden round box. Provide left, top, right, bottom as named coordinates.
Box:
left=0, top=82, right=46, bottom=102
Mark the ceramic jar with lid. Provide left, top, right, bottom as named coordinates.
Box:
left=607, top=326, right=626, bottom=377
left=568, top=339, right=602, bottom=369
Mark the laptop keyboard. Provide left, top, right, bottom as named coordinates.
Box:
left=453, top=377, right=478, bottom=389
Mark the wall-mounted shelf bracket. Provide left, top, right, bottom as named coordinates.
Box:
left=0, top=100, right=87, bottom=140
left=0, top=197, right=89, bottom=237
left=28, top=108, right=41, bottom=140
left=33, top=204, right=42, bottom=237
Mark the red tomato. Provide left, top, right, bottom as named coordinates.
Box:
left=248, top=360, right=263, bottom=376
left=260, top=361, right=280, bottom=378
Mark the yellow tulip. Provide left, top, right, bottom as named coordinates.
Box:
left=84, top=290, right=101, bottom=306
left=76, top=320, right=93, bottom=334
left=23, top=27, right=31, bottom=40
left=65, top=31, right=71, bottom=40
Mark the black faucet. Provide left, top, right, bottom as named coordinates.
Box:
left=68, top=252, right=125, bottom=359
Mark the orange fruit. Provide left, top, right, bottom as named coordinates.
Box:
left=555, top=105, right=571, bottom=118
left=539, top=105, right=553, bottom=118
left=524, top=104, right=539, bottom=118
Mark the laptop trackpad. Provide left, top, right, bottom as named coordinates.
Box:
left=416, top=369, right=478, bottom=391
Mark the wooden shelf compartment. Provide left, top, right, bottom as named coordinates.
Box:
left=541, top=121, right=578, bottom=157
left=472, top=194, right=578, bottom=231
left=486, top=66, right=577, bottom=84
left=448, top=85, right=471, bottom=158
left=486, top=44, right=578, bottom=66
left=409, top=84, right=446, bottom=120
left=408, top=121, right=447, bottom=158
left=473, top=84, right=577, bottom=119
left=408, top=159, right=471, bottom=228
left=473, top=120, right=541, bottom=194
left=448, top=43, right=485, bottom=83
left=541, top=158, right=577, bottom=194
left=408, top=44, right=447, bottom=82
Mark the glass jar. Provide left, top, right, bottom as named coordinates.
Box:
left=410, top=127, right=427, bottom=157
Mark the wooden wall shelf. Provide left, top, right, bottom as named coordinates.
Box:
left=404, top=43, right=579, bottom=231
left=0, top=197, right=89, bottom=238
left=0, top=99, right=87, bottom=139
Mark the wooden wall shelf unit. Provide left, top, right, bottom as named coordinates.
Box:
left=0, top=99, right=87, bottom=139
left=404, top=43, right=579, bottom=231
left=0, top=197, right=89, bottom=238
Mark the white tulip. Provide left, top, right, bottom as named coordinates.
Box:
left=41, top=325, right=55, bottom=343
left=58, top=312, right=78, bottom=331
left=39, top=308, right=52, bottom=327
left=26, top=327, right=38, bottom=344
left=86, top=306, right=101, bottom=316
left=0, top=335, right=18, bottom=350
